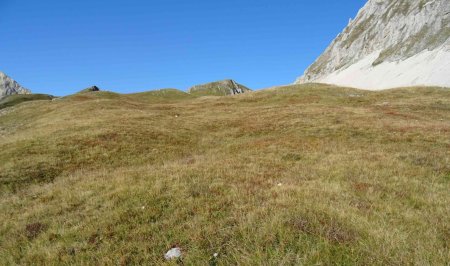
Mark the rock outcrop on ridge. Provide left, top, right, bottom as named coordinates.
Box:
left=188, top=79, right=252, bottom=96
left=79, top=86, right=101, bottom=93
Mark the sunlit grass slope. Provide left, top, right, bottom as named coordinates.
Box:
left=0, top=84, right=449, bottom=265
left=0, top=94, right=55, bottom=110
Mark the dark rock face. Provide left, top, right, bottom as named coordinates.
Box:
left=82, top=86, right=100, bottom=92
left=0, top=71, right=31, bottom=99
left=77, top=86, right=101, bottom=94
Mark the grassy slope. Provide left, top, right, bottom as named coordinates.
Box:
left=126, top=89, right=196, bottom=103
left=0, top=94, right=54, bottom=110
left=0, top=84, right=449, bottom=265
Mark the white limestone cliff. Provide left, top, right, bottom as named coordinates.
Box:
left=0, top=72, right=31, bottom=99
left=296, top=0, right=450, bottom=90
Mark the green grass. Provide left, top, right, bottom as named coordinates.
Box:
left=127, top=88, right=196, bottom=102
left=0, top=84, right=449, bottom=265
left=0, top=94, right=55, bottom=110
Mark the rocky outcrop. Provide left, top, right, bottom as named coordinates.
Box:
left=188, top=79, right=252, bottom=96
left=296, top=0, right=450, bottom=90
left=0, top=72, right=31, bottom=99
left=79, top=86, right=101, bottom=93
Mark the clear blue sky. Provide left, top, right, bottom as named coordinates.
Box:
left=1, top=0, right=366, bottom=96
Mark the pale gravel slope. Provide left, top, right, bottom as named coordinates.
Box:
left=320, top=44, right=450, bottom=90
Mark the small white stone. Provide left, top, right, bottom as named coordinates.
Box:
left=141, top=206, right=145, bottom=210
left=277, top=183, right=282, bottom=186
left=213, top=252, right=219, bottom=257
left=164, top=247, right=182, bottom=260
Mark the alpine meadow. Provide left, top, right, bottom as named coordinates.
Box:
left=1, top=84, right=449, bottom=264
left=1, top=0, right=450, bottom=265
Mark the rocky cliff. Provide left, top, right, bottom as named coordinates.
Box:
left=296, top=0, right=450, bottom=90
left=0, top=72, right=31, bottom=99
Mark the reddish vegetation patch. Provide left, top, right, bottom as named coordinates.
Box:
left=350, top=199, right=373, bottom=211
left=88, top=232, right=100, bottom=245
left=25, top=222, right=47, bottom=240
left=397, top=126, right=421, bottom=133
left=292, top=217, right=311, bottom=233
left=352, top=182, right=372, bottom=192
left=382, top=108, right=418, bottom=119
left=324, top=223, right=357, bottom=244
left=291, top=216, right=358, bottom=244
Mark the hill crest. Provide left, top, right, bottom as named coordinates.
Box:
left=188, top=79, right=252, bottom=96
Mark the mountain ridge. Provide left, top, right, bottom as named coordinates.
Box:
left=0, top=72, right=31, bottom=99
left=296, top=0, right=450, bottom=90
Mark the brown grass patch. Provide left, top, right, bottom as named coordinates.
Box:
left=290, top=213, right=359, bottom=245
left=25, top=222, right=47, bottom=240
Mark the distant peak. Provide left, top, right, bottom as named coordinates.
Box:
left=0, top=72, right=31, bottom=99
